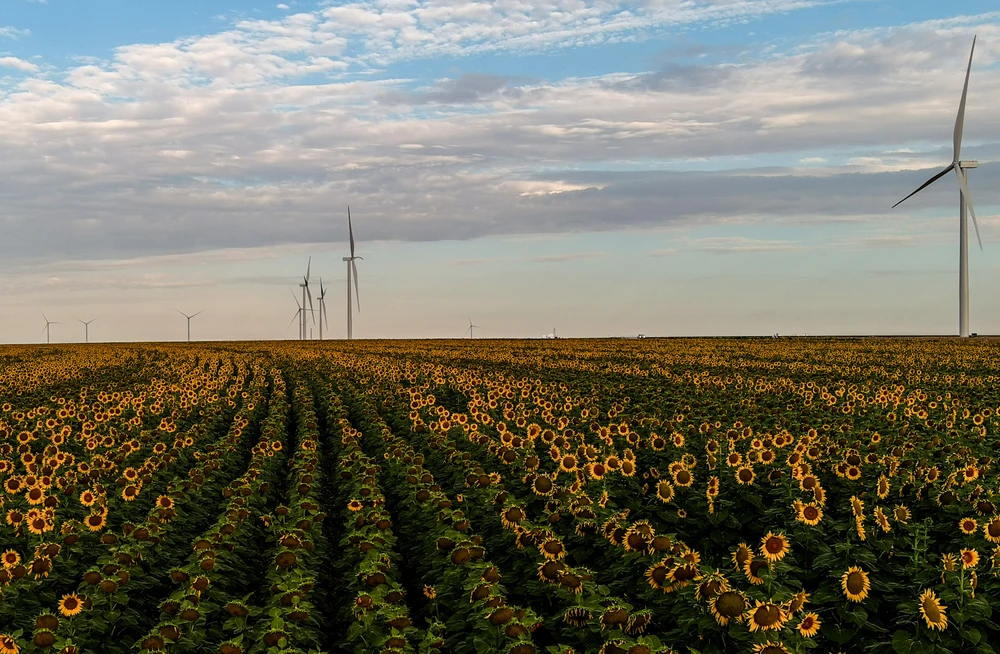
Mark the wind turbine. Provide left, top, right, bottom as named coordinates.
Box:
left=466, top=317, right=479, bottom=338
left=343, top=206, right=362, bottom=340
left=288, top=289, right=316, bottom=338
left=299, top=257, right=315, bottom=340
left=317, top=278, right=330, bottom=340
left=77, top=318, right=96, bottom=343
left=176, top=310, right=203, bottom=342
left=892, top=36, right=981, bottom=338
left=41, top=313, right=60, bottom=344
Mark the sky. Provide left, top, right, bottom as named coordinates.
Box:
left=0, top=1, right=999, bottom=342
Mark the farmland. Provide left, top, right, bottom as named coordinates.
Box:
left=0, top=339, right=999, bottom=654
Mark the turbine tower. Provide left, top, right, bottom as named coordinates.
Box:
left=177, top=310, right=203, bottom=342
left=77, top=318, right=96, bottom=343
left=41, top=312, right=60, bottom=344
left=892, top=36, right=981, bottom=338
left=299, top=257, right=315, bottom=340
left=466, top=317, right=480, bottom=338
left=343, top=206, right=362, bottom=340
left=317, top=278, right=330, bottom=340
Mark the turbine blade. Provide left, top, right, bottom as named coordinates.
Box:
left=956, top=166, right=983, bottom=250
left=323, top=301, right=329, bottom=329
left=192, top=311, right=203, bottom=318
left=290, top=288, right=301, bottom=309
left=287, top=310, right=300, bottom=331
left=892, top=164, right=955, bottom=208
left=954, top=35, right=976, bottom=162
left=349, top=206, right=355, bottom=258
left=306, top=256, right=311, bottom=283
left=307, top=286, right=314, bottom=321
left=352, top=259, right=360, bottom=312
left=41, top=311, right=48, bottom=323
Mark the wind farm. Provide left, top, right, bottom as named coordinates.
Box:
left=1, top=6, right=1000, bottom=653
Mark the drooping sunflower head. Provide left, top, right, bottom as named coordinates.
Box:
left=919, top=588, right=947, bottom=631
left=747, top=601, right=787, bottom=632
left=732, top=543, right=753, bottom=570
left=709, top=590, right=747, bottom=626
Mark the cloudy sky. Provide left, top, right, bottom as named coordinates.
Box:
left=0, top=0, right=998, bottom=341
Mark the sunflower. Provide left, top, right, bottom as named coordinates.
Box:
left=760, top=532, right=790, bottom=562
left=539, top=537, right=566, bottom=560
left=85, top=512, right=106, bottom=532
left=423, top=585, right=436, bottom=600
left=708, top=590, right=747, bottom=626
left=850, top=496, right=865, bottom=518
left=841, top=566, right=870, bottom=602
left=959, top=517, right=978, bottom=535
left=655, top=481, right=675, bottom=503
left=960, top=548, right=979, bottom=569
left=797, top=612, right=820, bottom=637
left=919, top=589, right=947, bottom=631
left=894, top=505, right=911, bottom=525
left=796, top=502, right=822, bottom=526
left=0, top=634, right=18, bottom=654
left=983, top=517, right=1000, bottom=544
left=1, top=551, right=19, bottom=569
left=752, top=643, right=789, bottom=654
left=732, top=543, right=753, bottom=571
left=672, top=468, right=693, bottom=487
left=877, top=475, right=890, bottom=499
left=747, top=601, right=787, bottom=632
left=559, top=455, right=578, bottom=473
left=735, top=466, right=755, bottom=485
left=743, top=559, right=768, bottom=585
left=874, top=507, right=892, bottom=533
left=786, top=591, right=809, bottom=614
left=121, top=485, right=139, bottom=502
left=347, top=500, right=363, bottom=512
left=58, top=594, right=84, bottom=617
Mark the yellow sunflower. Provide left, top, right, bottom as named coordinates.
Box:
left=760, top=532, right=790, bottom=562
left=959, top=517, right=978, bottom=536
left=797, top=612, right=820, bottom=638
left=58, top=593, right=84, bottom=617
left=796, top=502, right=823, bottom=526
left=746, top=601, right=787, bottom=632
left=919, top=589, right=947, bottom=631
left=960, top=548, right=979, bottom=569
left=841, top=566, right=870, bottom=602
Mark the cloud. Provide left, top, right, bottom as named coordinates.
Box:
left=277, top=3, right=289, bottom=9
left=0, top=26, right=30, bottom=39
left=0, top=57, right=38, bottom=72
left=527, top=252, right=609, bottom=263
left=0, top=9, right=997, bottom=267
left=690, top=237, right=806, bottom=254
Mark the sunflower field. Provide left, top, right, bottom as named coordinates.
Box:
left=1, top=338, right=1000, bottom=654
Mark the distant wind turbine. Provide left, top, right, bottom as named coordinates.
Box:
left=299, top=257, right=315, bottom=340
left=77, top=318, right=96, bottom=343
left=343, top=206, right=362, bottom=340
left=317, top=278, right=330, bottom=340
left=41, top=312, right=61, bottom=344
left=892, top=36, right=981, bottom=338
left=466, top=317, right=480, bottom=338
left=176, top=310, right=203, bottom=342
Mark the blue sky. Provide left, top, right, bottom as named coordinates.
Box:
left=0, top=1, right=999, bottom=341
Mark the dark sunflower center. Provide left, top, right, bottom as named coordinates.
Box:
left=716, top=592, right=746, bottom=617
left=754, top=605, right=782, bottom=627
left=922, top=597, right=941, bottom=622
left=846, top=572, right=866, bottom=594
left=765, top=538, right=785, bottom=553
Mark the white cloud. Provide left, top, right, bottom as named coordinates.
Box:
left=277, top=3, right=290, bottom=9
left=0, top=56, right=37, bottom=72
left=0, top=26, right=30, bottom=39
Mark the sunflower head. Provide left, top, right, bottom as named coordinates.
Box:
left=841, top=566, right=870, bottom=602
left=919, top=589, right=947, bottom=631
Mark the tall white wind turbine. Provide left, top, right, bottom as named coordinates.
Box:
left=892, top=36, right=981, bottom=337
left=317, top=278, right=330, bottom=340
left=177, top=310, right=203, bottom=342
left=77, top=318, right=96, bottom=343
left=466, top=317, right=480, bottom=338
left=299, top=257, right=315, bottom=340
left=343, top=207, right=362, bottom=340
left=41, top=312, right=61, bottom=344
